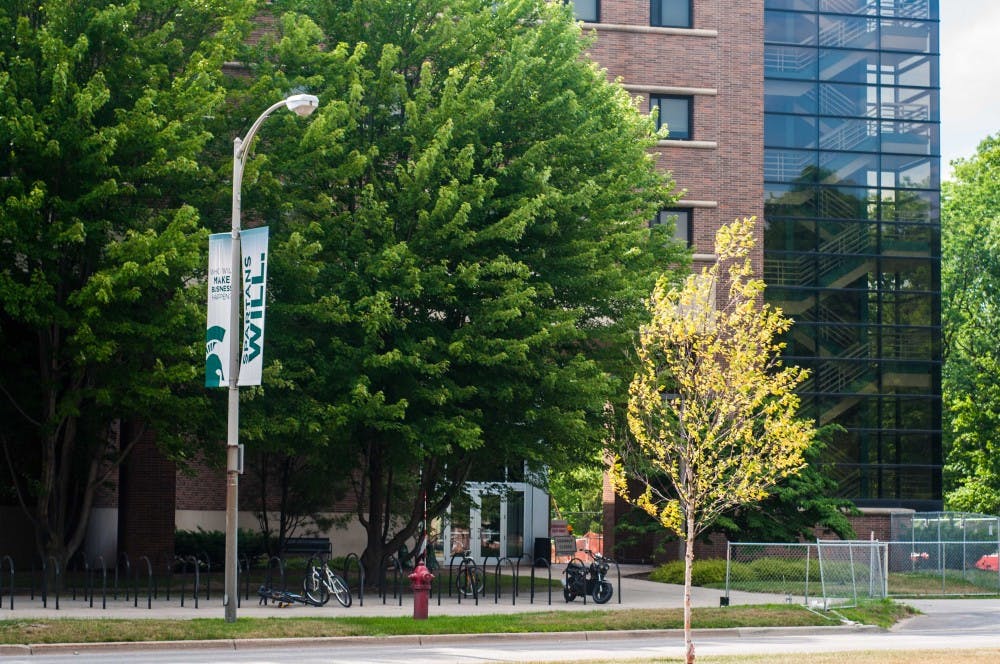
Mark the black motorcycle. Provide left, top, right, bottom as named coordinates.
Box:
left=563, top=549, right=613, bottom=604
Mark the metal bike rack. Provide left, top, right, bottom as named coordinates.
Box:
left=343, top=552, right=365, bottom=607
left=1, top=555, right=14, bottom=610
left=529, top=557, right=552, bottom=605
left=137, top=556, right=153, bottom=609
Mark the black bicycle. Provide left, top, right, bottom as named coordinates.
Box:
left=563, top=549, right=613, bottom=604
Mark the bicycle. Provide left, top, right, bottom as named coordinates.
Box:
left=453, top=550, right=484, bottom=597
left=563, top=549, right=613, bottom=604
left=302, top=558, right=353, bottom=607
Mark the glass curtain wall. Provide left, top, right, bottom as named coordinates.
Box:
left=763, top=0, right=941, bottom=507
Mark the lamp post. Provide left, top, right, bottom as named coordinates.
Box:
left=224, top=93, right=319, bottom=623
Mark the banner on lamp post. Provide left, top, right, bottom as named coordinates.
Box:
left=205, top=233, right=233, bottom=387
left=238, top=226, right=269, bottom=387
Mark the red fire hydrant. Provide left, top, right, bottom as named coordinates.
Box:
left=409, top=562, right=434, bottom=620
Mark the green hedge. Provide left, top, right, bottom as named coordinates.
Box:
left=650, top=557, right=821, bottom=587
left=649, top=559, right=729, bottom=586
left=174, top=528, right=271, bottom=565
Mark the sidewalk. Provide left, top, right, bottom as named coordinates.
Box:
left=1, top=564, right=787, bottom=620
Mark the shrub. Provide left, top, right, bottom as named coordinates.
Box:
left=174, top=528, right=270, bottom=565
left=649, top=559, right=728, bottom=586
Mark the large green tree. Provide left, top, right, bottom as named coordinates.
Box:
left=237, top=0, right=688, bottom=575
left=0, top=1, right=254, bottom=567
left=942, top=134, right=1000, bottom=513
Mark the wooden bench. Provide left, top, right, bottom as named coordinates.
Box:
left=282, top=537, right=332, bottom=558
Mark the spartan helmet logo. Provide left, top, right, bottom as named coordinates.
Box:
left=205, top=325, right=226, bottom=387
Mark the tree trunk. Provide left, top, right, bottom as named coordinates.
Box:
left=684, top=513, right=696, bottom=664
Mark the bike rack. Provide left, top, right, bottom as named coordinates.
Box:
left=198, top=550, right=211, bottom=601
left=160, top=552, right=175, bottom=601
left=238, top=553, right=251, bottom=607
left=494, top=557, right=518, bottom=605
left=610, top=557, right=622, bottom=604
left=529, top=558, right=552, bottom=605
left=343, top=552, right=364, bottom=607
left=380, top=555, right=402, bottom=606
left=263, top=556, right=285, bottom=595
left=1, top=555, right=14, bottom=610
left=69, top=551, right=87, bottom=602
left=178, top=555, right=200, bottom=608
left=92, top=555, right=108, bottom=609
left=137, top=556, right=153, bottom=609
left=114, top=552, right=130, bottom=601
left=42, top=555, right=60, bottom=610
left=447, top=552, right=463, bottom=598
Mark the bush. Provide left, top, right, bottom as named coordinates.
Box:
left=174, top=528, right=270, bottom=565
left=649, top=559, right=728, bottom=586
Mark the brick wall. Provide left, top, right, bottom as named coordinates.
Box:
left=117, top=422, right=177, bottom=562
left=600, top=0, right=766, bottom=550
left=584, top=0, right=764, bottom=269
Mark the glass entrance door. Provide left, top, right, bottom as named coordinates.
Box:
left=459, top=484, right=527, bottom=563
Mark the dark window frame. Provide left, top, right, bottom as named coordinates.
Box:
left=651, top=208, right=693, bottom=247
left=651, top=95, right=693, bottom=140
left=571, top=0, right=600, bottom=22
left=651, top=0, right=693, bottom=28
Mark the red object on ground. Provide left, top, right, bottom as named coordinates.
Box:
left=409, top=563, right=434, bottom=620
left=976, top=554, right=999, bottom=571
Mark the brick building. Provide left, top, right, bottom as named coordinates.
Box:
left=585, top=0, right=941, bottom=561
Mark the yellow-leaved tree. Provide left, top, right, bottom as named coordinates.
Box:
left=611, top=217, right=815, bottom=664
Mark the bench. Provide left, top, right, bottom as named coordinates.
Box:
left=282, top=537, right=332, bottom=558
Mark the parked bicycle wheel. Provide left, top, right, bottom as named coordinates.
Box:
left=329, top=572, right=353, bottom=607
left=456, top=559, right=483, bottom=597
left=592, top=579, right=613, bottom=604
left=303, top=571, right=330, bottom=606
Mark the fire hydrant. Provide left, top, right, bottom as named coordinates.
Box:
left=409, top=562, right=434, bottom=620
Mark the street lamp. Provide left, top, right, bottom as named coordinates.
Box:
left=224, top=93, right=319, bottom=623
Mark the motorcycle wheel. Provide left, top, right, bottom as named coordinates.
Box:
left=592, top=580, right=613, bottom=604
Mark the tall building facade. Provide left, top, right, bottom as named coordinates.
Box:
left=762, top=0, right=940, bottom=509
left=584, top=0, right=941, bottom=552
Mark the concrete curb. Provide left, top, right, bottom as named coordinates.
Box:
left=0, top=624, right=884, bottom=656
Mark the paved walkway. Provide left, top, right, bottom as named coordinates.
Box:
left=1, top=564, right=789, bottom=619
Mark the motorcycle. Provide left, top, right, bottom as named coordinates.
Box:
left=563, top=549, right=613, bottom=604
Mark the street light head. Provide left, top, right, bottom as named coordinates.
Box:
left=285, top=93, right=320, bottom=117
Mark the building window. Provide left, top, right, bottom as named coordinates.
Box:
left=652, top=95, right=692, bottom=140
left=572, top=0, right=599, bottom=22
left=652, top=208, right=692, bottom=246
left=651, top=0, right=691, bottom=28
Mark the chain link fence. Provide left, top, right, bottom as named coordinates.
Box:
left=728, top=536, right=1000, bottom=607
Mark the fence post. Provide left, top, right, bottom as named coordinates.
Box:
left=724, top=542, right=731, bottom=605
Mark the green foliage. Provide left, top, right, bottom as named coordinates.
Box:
left=650, top=557, right=822, bottom=588
left=549, top=455, right=604, bottom=534
left=239, top=0, right=687, bottom=575
left=649, top=559, right=728, bottom=586
left=174, top=528, right=271, bottom=565
left=715, top=425, right=857, bottom=542
left=942, top=134, right=1000, bottom=511
left=0, top=0, right=255, bottom=564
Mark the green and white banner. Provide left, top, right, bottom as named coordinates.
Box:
left=238, top=226, right=269, bottom=387
left=205, top=233, right=233, bottom=387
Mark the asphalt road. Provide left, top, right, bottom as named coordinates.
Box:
left=5, top=600, right=1000, bottom=663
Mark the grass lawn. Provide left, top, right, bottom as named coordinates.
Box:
left=0, top=601, right=912, bottom=645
